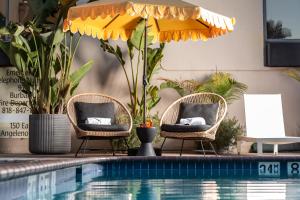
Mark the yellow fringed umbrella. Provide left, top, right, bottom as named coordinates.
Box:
left=63, top=0, right=235, bottom=123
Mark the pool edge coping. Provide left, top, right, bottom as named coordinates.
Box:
left=1, top=155, right=300, bottom=181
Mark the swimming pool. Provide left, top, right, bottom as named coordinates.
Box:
left=1, top=156, right=300, bottom=199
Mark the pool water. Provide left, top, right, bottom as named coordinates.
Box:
left=56, top=177, right=300, bottom=200
left=2, top=158, right=300, bottom=200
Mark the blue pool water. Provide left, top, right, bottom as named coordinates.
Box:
left=2, top=157, right=300, bottom=199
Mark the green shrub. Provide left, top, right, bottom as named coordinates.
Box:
left=213, top=117, right=244, bottom=151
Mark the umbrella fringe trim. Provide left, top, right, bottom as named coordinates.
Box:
left=63, top=20, right=230, bottom=43
left=66, top=2, right=235, bottom=31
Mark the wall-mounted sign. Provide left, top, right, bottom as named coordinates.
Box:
left=0, top=67, right=30, bottom=138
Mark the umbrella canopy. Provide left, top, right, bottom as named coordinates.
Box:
left=63, top=0, right=235, bottom=124
left=63, top=0, right=235, bottom=42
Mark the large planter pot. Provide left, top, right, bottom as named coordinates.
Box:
left=29, top=114, right=71, bottom=154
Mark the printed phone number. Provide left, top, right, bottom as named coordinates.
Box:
left=1, top=107, right=30, bottom=113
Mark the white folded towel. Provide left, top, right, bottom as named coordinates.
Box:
left=85, top=118, right=111, bottom=125
left=179, top=117, right=206, bottom=125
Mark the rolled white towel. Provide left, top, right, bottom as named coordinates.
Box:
left=85, top=118, right=111, bottom=125
left=179, top=117, right=206, bottom=125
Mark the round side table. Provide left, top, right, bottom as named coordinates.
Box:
left=136, top=127, right=156, bottom=156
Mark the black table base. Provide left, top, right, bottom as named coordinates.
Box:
left=136, top=127, right=156, bottom=156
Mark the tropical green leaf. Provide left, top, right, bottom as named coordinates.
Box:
left=116, top=46, right=125, bottom=65
left=12, top=24, right=24, bottom=36
left=160, top=73, right=247, bottom=104
left=130, top=20, right=154, bottom=50
left=147, top=43, right=165, bottom=82
left=0, top=40, right=9, bottom=56
left=160, top=79, right=185, bottom=97
left=127, top=40, right=134, bottom=59
left=286, top=69, right=300, bottom=82
left=0, top=26, right=10, bottom=35
left=197, top=73, right=247, bottom=104
left=69, top=60, right=93, bottom=95
left=50, top=84, right=59, bottom=109
left=52, top=28, right=64, bottom=45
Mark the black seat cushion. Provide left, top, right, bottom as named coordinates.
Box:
left=176, top=102, right=219, bottom=125
left=74, top=102, right=115, bottom=124
left=161, top=124, right=212, bottom=132
left=78, top=123, right=129, bottom=131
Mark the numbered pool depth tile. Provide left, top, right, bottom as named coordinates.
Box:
left=258, top=162, right=280, bottom=177
left=287, top=162, right=300, bottom=177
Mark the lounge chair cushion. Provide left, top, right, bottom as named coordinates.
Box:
left=161, top=124, right=212, bottom=132
left=75, top=102, right=115, bottom=124
left=176, top=102, right=219, bottom=125
left=78, top=123, right=129, bottom=131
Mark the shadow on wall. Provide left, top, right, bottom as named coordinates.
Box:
left=75, top=36, right=128, bottom=88
left=71, top=37, right=130, bottom=152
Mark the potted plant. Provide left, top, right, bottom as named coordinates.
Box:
left=0, top=19, right=93, bottom=154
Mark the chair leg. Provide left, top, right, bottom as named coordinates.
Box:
left=110, top=139, right=115, bottom=156
left=209, top=142, right=218, bottom=156
left=75, top=139, right=86, bottom=158
left=82, top=138, right=89, bottom=155
left=160, top=138, right=167, bottom=152
left=200, top=140, right=205, bottom=156
left=180, top=139, right=185, bottom=156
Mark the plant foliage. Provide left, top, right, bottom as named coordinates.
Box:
left=100, top=19, right=165, bottom=148
left=160, top=72, right=247, bottom=104
left=100, top=19, right=165, bottom=118
left=213, top=117, right=244, bottom=151
left=0, top=1, right=93, bottom=114
left=286, top=69, right=300, bottom=82
left=161, top=72, right=247, bottom=150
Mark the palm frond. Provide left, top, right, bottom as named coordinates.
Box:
left=160, top=72, right=247, bottom=104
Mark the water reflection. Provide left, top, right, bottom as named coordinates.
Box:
left=0, top=163, right=103, bottom=200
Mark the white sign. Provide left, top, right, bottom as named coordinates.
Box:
left=287, top=162, right=300, bottom=177
left=258, top=162, right=280, bottom=177
left=0, top=67, right=30, bottom=138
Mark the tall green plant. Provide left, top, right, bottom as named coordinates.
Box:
left=0, top=22, right=93, bottom=114
left=160, top=72, right=247, bottom=104
left=100, top=20, right=165, bottom=118
left=100, top=20, right=164, bottom=149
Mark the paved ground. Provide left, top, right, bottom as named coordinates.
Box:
left=1, top=151, right=300, bottom=160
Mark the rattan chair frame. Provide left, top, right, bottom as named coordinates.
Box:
left=67, top=93, right=133, bottom=157
left=159, top=92, right=227, bottom=156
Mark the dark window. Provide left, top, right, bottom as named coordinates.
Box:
left=264, top=0, right=300, bottom=67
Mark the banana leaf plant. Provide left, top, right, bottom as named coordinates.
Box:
left=100, top=20, right=165, bottom=118
left=100, top=20, right=164, bottom=149
left=0, top=22, right=93, bottom=114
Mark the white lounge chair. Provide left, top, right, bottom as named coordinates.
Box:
left=237, top=94, right=300, bottom=155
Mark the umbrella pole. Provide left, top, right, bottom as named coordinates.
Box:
left=143, top=18, right=148, bottom=124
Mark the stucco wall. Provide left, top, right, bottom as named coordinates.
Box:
left=72, top=0, right=300, bottom=151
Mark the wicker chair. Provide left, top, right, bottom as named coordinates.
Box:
left=160, top=93, right=227, bottom=156
left=67, top=93, right=132, bottom=157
